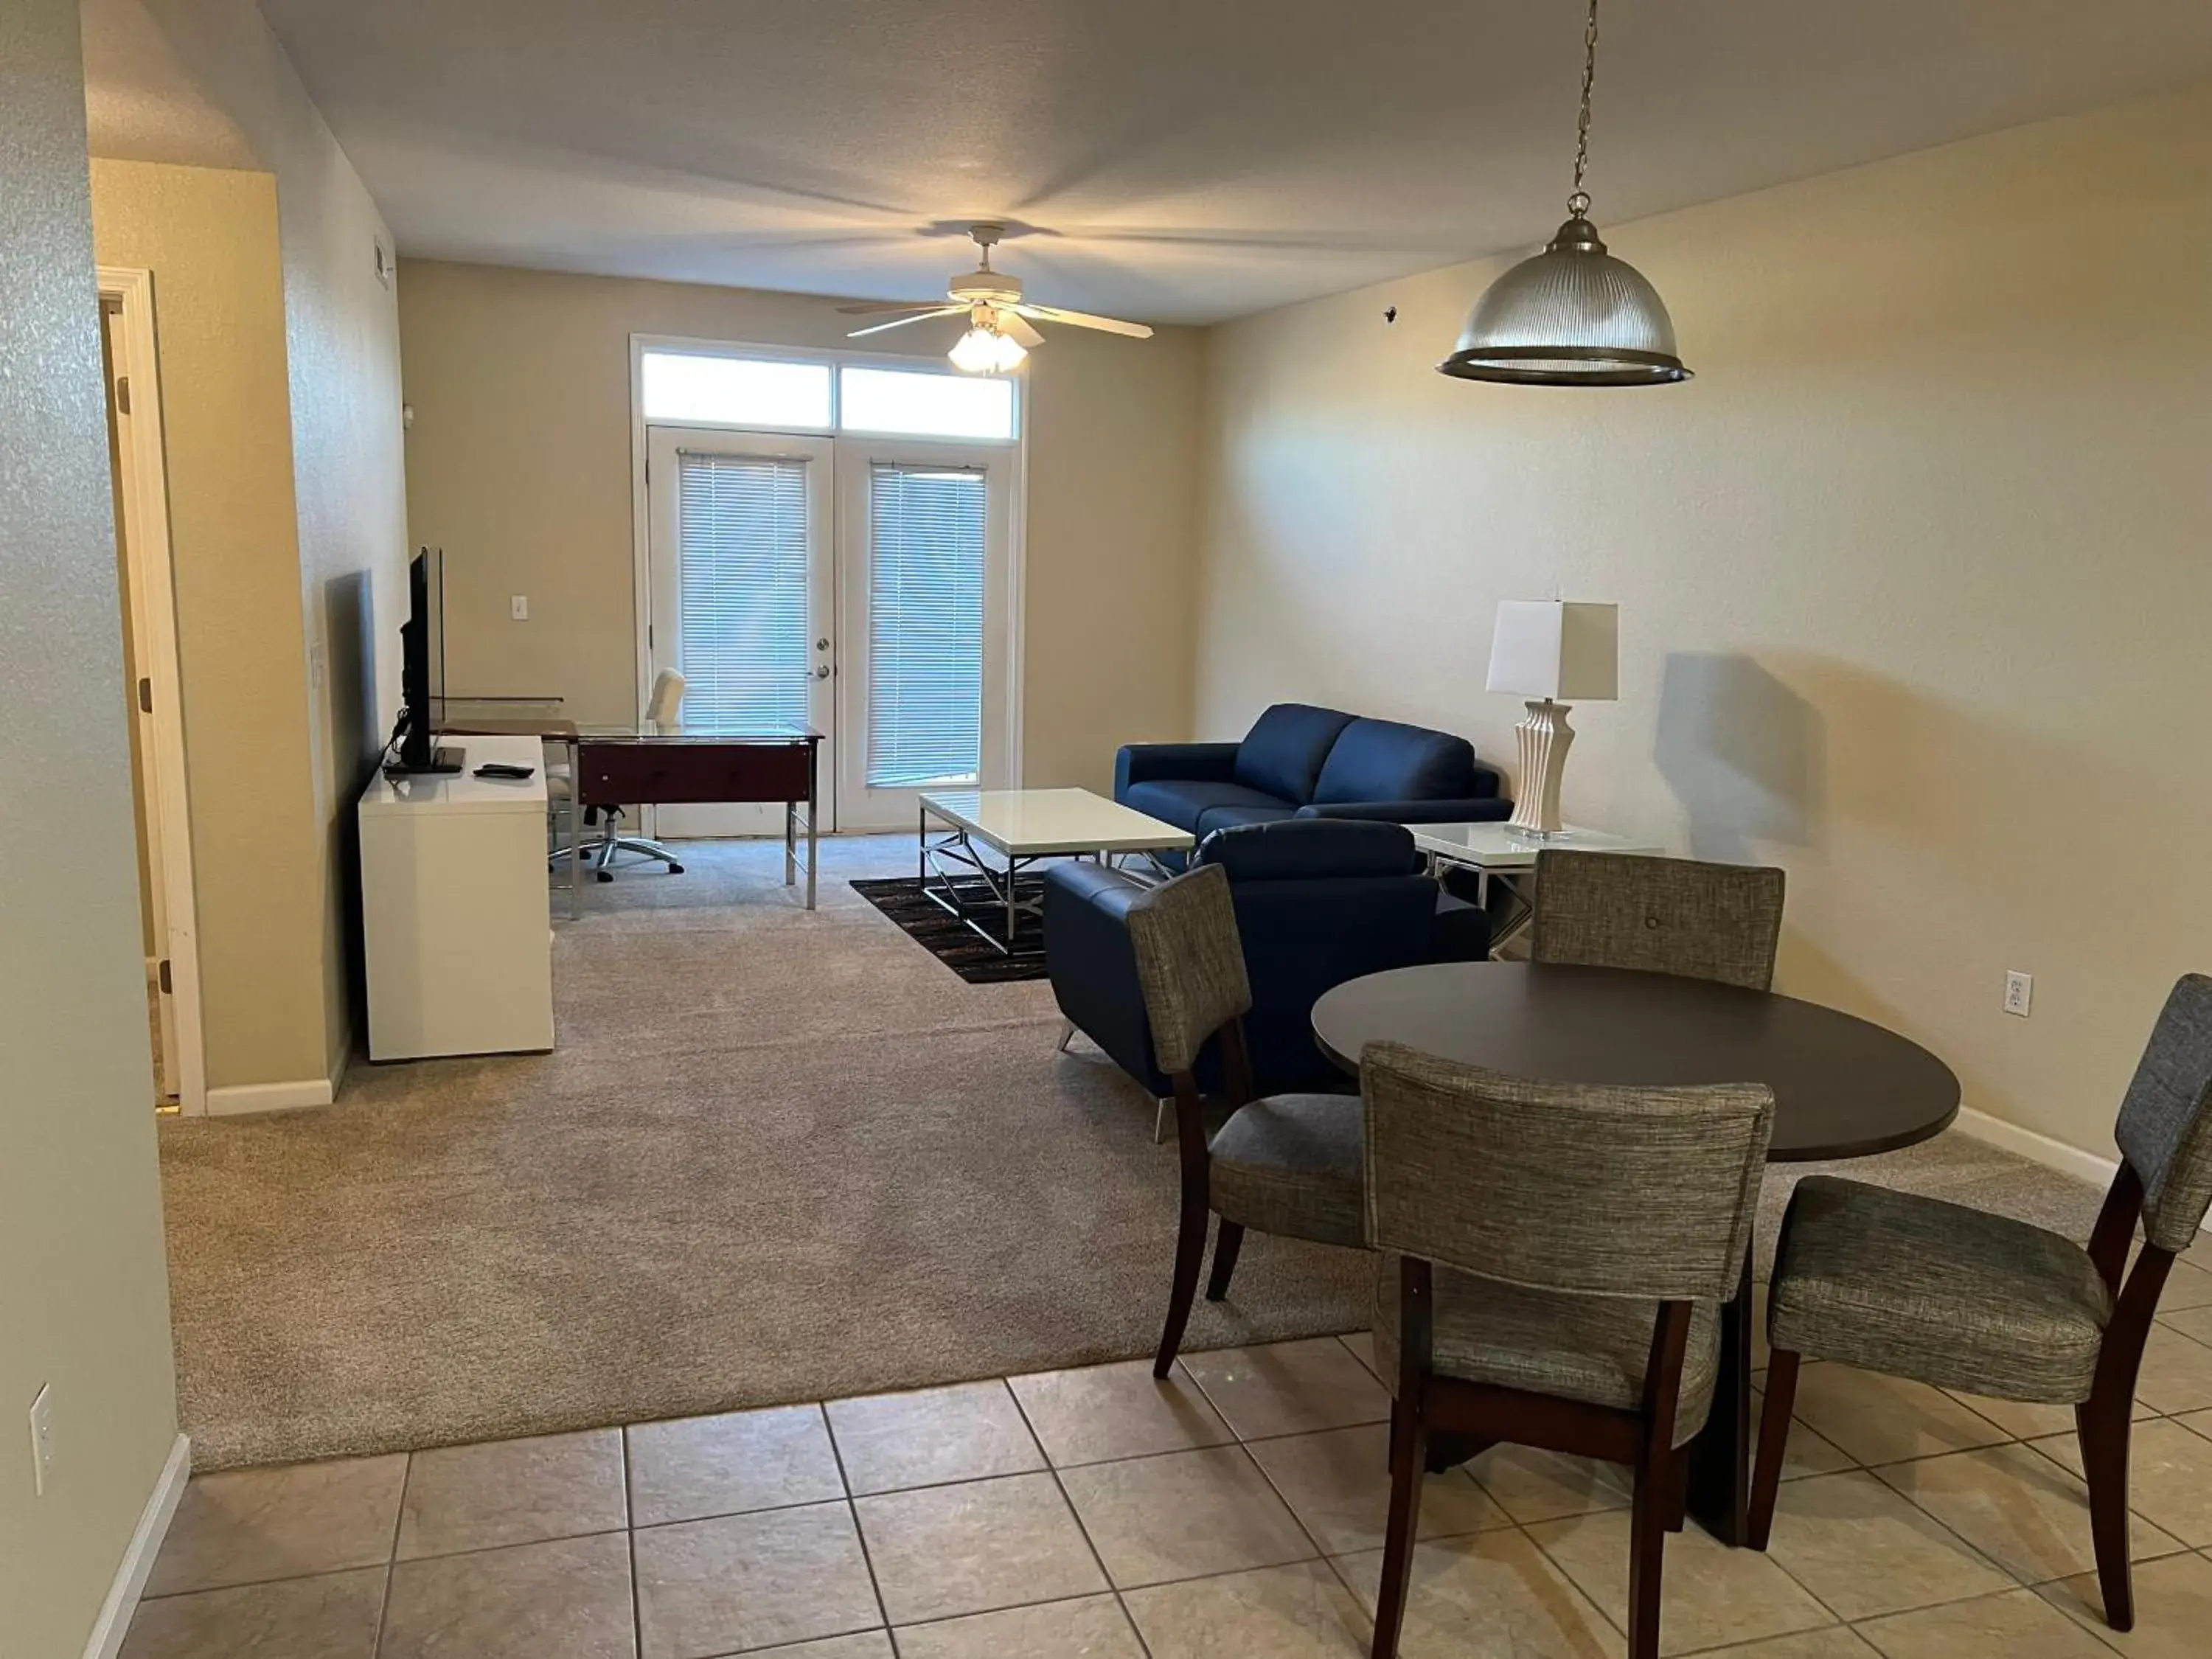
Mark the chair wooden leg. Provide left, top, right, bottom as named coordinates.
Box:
left=1206, top=1221, right=1245, bottom=1302
left=2079, top=1394, right=2135, bottom=1630
left=1747, top=1349, right=1799, bottom=1551
left=1629, top=1439, right=1669, bottom=1659
left=1153, top=1200, right=1209, bottom=1378
left=1666, top=1446, right=1688, bottom=1533
left=1371, top=1395, right=1428, bottom=1659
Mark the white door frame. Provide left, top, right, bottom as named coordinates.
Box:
left=834, top=437, right=1018, bottom=830
left=642, top=425, right=839, bottom=835
left=100, top=266, right=206, bottom=1115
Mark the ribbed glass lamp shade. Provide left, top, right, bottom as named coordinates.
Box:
left=1439, top=216, right=1691, bottom=386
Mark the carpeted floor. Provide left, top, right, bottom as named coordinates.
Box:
left=158, top=835, right=2107, bottom=1471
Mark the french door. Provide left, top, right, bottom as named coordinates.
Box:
left=644, top=425, right=1014, bottom=836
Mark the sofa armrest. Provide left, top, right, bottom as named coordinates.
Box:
left=1295, top=796, right=1514, bottom=825
left=1042, top=863, right=1169, bottom=1096
left=1116, top=741, right=1242, bottom=799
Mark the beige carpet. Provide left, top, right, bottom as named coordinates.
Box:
left=159, top=835, right=2103, bottom=1471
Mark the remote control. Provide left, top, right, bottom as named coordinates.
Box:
left=474, top=762, right=535, bottom=780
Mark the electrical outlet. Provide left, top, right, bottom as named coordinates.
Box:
left=2004, top=970, right=2034, bottom=1018
left=509, top=594, right=529, bottom=621
left=28, top=1385, right=54, bottom=1498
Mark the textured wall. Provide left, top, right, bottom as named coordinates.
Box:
left=1196, top=80, right=2212, bottom=1160
left=397, top=260, right=1201, bottom=791
left=90, top=159, right=330, bottom=1091
left=0, top=1, right=181, bottom=1649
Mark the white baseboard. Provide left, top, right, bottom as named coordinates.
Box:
left=1954, top=1105, right=2212, bottom=1236
left=205, top=1077, right=335, bottom=1115
left=83, top=1433, right=189, bottom=1659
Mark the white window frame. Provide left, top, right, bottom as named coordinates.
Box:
left=627, top=333, right=1028, bottom=815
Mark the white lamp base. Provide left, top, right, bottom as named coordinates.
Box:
left=1506, top=699, right=1574, bottom=837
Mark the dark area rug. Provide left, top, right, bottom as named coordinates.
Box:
left=850, top=876, right=1049, bottom=984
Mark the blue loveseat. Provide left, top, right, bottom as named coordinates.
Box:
left=1114, top=703, right=1511, bottom=842
left=1044, top=818, right=1490, bottom=1100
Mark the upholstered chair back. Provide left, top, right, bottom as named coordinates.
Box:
left=2115, top=974, right=2212, bottom=1252
left=647, top=668, right=686, bottom=724
left=1124, top=863, right=1254, bottom=1077
left=1360, top=1041, right=1773, bottom=1303
left=1531, top=851, right=1785, bottom=992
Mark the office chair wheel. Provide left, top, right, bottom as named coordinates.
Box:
left=596, top=869, right=613, bottom=883
left=667, top=862, right=685, bottom=874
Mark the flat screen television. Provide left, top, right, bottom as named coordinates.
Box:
left=392, top=546, right=461, bottom=773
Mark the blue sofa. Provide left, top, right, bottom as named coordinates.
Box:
left=1115, top=703, right=1511, bottom=844
left=1044, top=818, right=1490, bottom=1100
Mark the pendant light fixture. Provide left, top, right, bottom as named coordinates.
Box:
left=1439, top=0, right=1690, bottom=386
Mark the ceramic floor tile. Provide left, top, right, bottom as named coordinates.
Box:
left=855, top=1471, right=1106, bottom=1625
left=1057, top=1444, right=1318, bottom=1589
left=1758, top=1470, right=2011, bottom=1621
left=1007, top=1359, right=1233, bottom=1467
left=1333, top=1528, right=1626, bottom=1658
left=2134, top=1326, right=2212, bottom=1415
left=2154, top=1256, right=2212, bottom=1311
left=1123, top=1560, right=1370, bottom=1658
left=1753, top=1381, right=1859, bottom=1481
left=1786, top=1363, right=2009, bottom=1467
left=1525, top=1507, right=1836, bottom=1657
left=1464, top=1447, right=1634, bottom=1525
left=2039, top=1548, right=2212, bottom=1658
left=1853, top=1587, right=2115, bottom=1658
left=1338, top=1333, right=1383, bottom=1382
left=2172, top=1406, right=2212, bottom=1443
left=1940, top=1391, right=2153, bottom=1441
left=2160, top=1303, right=2212, bottom=1346
left=119, top=1567, right=385, bottom=1659
left=1245, top=1423, right=1509, bottom=1557
left=1875, top=1441, right=2183, bottom=1585
left=397, top=1428, right=627, bottom=1559
left=1179, top=1338, right=1391, bottom=1441
left=1682, top=1633, right=1878, bottom=1658
left=145, top=1455, right=408, bottom=1597
left=380, top=1531, right=636, bottom=1659
left=633, top=1500, right=879, bottom=1659
left=627, top=1404, right=844, bottom=1527
left=2028, top=1418, right=2212, bottom=1548
left=827, top=1380, right=1043, bottom=1495
left=751, top=1639, right=893, bottom=1659
left=891, top=1594, right=1144, bottom=1658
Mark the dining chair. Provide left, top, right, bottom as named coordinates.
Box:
left=1361, top=1040, right=1775, bottom=1659
left=1123, top=862, right=1368, bottom=1376
left=1531, top=850, right=1785, bottom=990
left=1749, top=973, right=2212, bottom=1631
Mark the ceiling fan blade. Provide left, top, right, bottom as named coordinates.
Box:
left=998, top=313, right=1043, bottom=349
left=1013, top=305, right=1153, bottom=339
left=837, top=301, right=948, bottom=316
left=846, top=307, right=963, bottom=338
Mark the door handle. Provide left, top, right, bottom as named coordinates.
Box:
left=814, top=665, right=831, bottom=679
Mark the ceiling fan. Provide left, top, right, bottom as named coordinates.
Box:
left=838, top=223, right=1152, bottom=373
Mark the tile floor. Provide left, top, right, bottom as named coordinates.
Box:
left=123, top=1267, right=2212, bottom=1658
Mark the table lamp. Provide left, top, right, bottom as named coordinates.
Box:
left=1486, top=600, right=1618, bottom=838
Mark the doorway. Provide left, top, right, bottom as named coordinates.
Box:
left=99, top=268, right=205, bottom=1113
left=636, top=348, right=1020, bottom=838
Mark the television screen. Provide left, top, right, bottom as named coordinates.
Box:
left=396, top=546, right=453, bottom=772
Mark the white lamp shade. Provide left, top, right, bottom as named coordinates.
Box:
left=1486, top=601, right=1618, bottom=701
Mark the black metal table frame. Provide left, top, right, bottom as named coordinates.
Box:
left=917, top=815, right=1118, bottom=959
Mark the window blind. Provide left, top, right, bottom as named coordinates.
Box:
left=866, top=464, right=987, bottom=787
left=675, top=451, right=812, bottom=729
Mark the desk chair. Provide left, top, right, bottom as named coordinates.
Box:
left=551, top=669, right=689, bottom=881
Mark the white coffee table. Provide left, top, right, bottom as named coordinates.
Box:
left=1405, top=821, right=1664, bottom=953
left=919, top=787, right=1194, bottom=956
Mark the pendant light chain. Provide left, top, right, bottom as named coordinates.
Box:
left=1568, top=0, right=1599, bottom=218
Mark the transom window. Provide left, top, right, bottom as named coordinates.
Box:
left=639, top=347, right=1018, bottom=442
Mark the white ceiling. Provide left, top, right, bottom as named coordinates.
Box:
left=161, top=1, right=2212, bottom=322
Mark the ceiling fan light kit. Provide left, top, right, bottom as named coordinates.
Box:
left=839, top=222, right=1153, bottom=374
left=1440, top=0, right=1691, bottom=387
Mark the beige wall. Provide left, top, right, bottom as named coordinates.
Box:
left=397, top=260, right=1200, bottom=790
left=0, top=1, right=181, bottom=1649
left=1197, top=81, right=2212, bottom=1159
left=91, top=159, right=330, bottom=1091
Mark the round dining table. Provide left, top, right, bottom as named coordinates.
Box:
left=1310, top=959, right=1961, bottom=1544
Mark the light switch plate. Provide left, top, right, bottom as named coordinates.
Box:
left=509, top=595, right=529, bottom=621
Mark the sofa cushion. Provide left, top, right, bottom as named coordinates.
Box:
left=1123, top=779, right=1289, bottom=835
left=1234, top=704, right=1355, bottom=805
left=1197, top=818, right=1422, bottom=883
left=1196, top=803, right=1299, bottom=837
left=1312, top=717, right=1479, bottom=805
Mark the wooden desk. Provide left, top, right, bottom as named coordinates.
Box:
left=577, top=723, right=824, bottom=908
